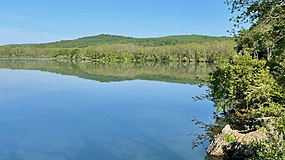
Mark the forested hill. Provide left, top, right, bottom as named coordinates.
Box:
left=0, top=34, right=235, bottom=62
left=30, top=34, right=233, bottom=48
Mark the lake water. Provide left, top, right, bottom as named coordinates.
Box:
left=0, top=59, right=215, bottom=160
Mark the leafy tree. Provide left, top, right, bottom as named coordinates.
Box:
left=227, top=0, right=285, bottom=60
left=208, top=54, right=284, bottom=126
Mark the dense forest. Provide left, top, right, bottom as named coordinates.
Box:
left=0, top=34, right=235, bottom=62
left=200, top=0, right=285, bottom=159
left=32, top=34, right=233, bottom=48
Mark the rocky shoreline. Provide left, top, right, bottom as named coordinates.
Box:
left=207, top=118, right=273, bottom=159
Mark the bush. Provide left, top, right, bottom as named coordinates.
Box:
left=208, top=54, right=284, bottom=125
left=250, top=115, right=285, bottom=159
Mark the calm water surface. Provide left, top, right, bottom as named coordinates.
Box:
left=0, top=59, right=214, bottom=160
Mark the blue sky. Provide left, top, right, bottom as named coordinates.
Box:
left=0, top=0, right=232, bottom=45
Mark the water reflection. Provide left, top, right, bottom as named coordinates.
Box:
left=0, top=59, right=215, bottom=84
left=0, top=59, right=215, bottom=160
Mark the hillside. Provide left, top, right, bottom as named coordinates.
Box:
left=31, top=34, right=233, bottom=48
left=0, top=34, right=235, bottom=62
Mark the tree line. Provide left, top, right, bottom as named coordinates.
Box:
left=0, top=40, right=235, bottom=62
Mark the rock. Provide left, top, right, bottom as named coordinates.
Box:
left=206, top=124, right=267, bottom=159
left=206, top=125, right=234, bottom=156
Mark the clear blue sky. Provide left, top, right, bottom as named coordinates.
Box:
left=0, top=0, right=232, bottom=45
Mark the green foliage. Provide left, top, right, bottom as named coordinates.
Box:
left=208, top=54, right=283, bottom=123
left=191, top=115, right=226, bottom=148
left=201, top=1, right=285, bottom=159
left=0, top=46, right=57, bottom=58
left=223, top=134, right=236, bottom=143
left=34, top=34, right=136, bottom=48
left=252, top=136, right=285, bottom=159
left=0, top=35, right=235, bottom=62
left=191, top=1, right=285, bottom=159
left=30, top=34, right=234, bottom=48
left=250, top=116, right=285, bottom=159
left=228, top=0, right=285, bottom=60
left=76, top=42, right=234, bottom=62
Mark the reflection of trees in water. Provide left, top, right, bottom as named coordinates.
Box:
left=192, top=112, right=226, bottom=147
left=0, top=59, right=216, bottom=84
